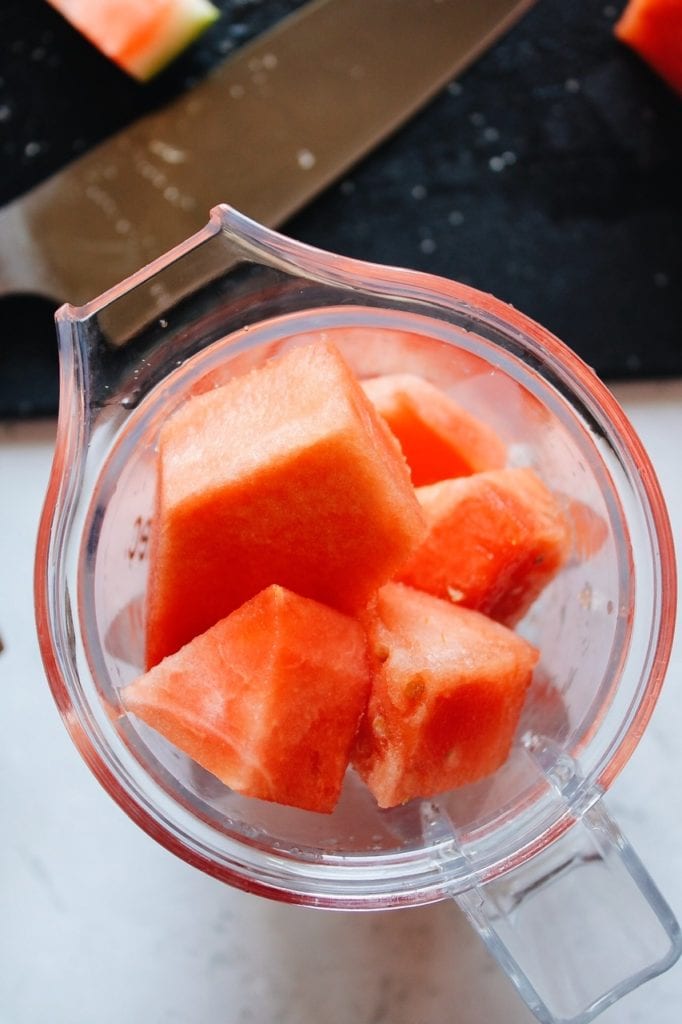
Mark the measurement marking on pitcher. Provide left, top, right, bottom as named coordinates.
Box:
left=127, top=516, right=152, bottom=562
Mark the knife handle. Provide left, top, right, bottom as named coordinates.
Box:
left=0, top=195, right=62, bottom=302
left=0, top=197, right=62, bottom=415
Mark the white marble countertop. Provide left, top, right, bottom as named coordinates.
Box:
left=1, top=379, right=681, bottom=1024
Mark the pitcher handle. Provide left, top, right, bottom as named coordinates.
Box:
left=452, top=801, right=681, bottom=1024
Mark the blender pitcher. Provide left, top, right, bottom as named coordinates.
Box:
left=35, top=205, right=680, bottom=1024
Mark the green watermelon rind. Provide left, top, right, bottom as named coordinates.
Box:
left=128, top=0, right=220, bottom=81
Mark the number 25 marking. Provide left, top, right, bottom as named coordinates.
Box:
left=127, top=516, right=152, bottom=561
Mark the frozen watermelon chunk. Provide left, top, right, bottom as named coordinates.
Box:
left=361, top=373, right=506, bottom=486
left=146, top=341, right=425, bottom=667
left=398, top=468, right=569, bottom=625
left=47, top=0, right=219, bottom=82
left=615, top=0, right=682, bottom=95
left=352, top=583, right=538, bottom=808
left=123, top=585, right=370, bottom=813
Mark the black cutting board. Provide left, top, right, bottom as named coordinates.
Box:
left=1, top=0, right=681, bottom=417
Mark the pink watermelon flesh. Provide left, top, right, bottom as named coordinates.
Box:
left=398, top=467, right=570, bottom=625
left=123, top=338, right=565, bottom=815
left=352, top=583, right=539, bottom=808
left=123, top=585, right=370, bottom=814
left=145, top=340, right=425, bottom=668
left=361, top=372, right=507, bottom=486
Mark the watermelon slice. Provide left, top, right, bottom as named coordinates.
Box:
left=47, top=0, right=220, bottom=81
left=352, top=583, right=539, bottom=808
left=398, top=468, right=569, bottom=625
left=615, top=0, right=682, bottom=94
left=361, top=373, right=506, bottom=487
left=145, top=341, right=425, bottom=668
left=123, top=585, right=370, bottom=813
left=615, top=0, right=682, bottom=95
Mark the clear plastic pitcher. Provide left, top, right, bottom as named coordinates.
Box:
left=35, top=205, right=680, bottom=1024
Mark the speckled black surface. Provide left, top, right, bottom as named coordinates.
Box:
left=1, top=0, right=681, bottom=416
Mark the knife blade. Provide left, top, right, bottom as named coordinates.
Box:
left=0, top=0, right=533, bottom=307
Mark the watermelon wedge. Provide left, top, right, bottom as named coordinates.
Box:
left=615, top=0, right=682, bottom=94
left=145, top=341, right=425, bottom=668
left=47, top=0, right=220, bottom=81
left=123, top=585, right=370, bottom=813
left=398, top=468, right=569, bottom=625
left=352, top=583, right=539, bottom=808
left=361, top=373, right=506, bottom=486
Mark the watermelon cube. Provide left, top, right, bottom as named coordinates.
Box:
left=145, top=341, right=426, bottom=667
left=47, top=0, right=220, bottom=82
left=352, top=583, right=539, bottom=808
left=123, top=585, right=370, bottom=813
left=361, top=373, right=506, bottom=486
left=615, top=0, right=682, bottom=95
left=398, top=468, right=569, bottom=625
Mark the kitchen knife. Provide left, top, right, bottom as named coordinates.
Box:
left=0, top=0, right=533, bottom=307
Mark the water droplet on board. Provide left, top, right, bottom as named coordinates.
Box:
left=448, top=210, right=464, bottom=226
left=149, top=140, right=187, bottom=164
left=411, top=184, right=427, bottom=200
left=419, top=238, right=437, bottom=254
left=297, top=148, right=316, bottom=170
left=488, top=151, right=517, bottom=173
